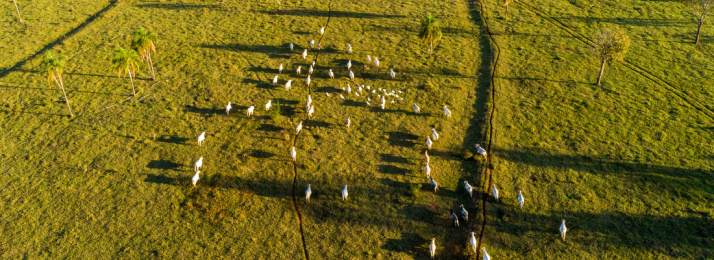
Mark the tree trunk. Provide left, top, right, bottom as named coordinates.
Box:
left=54, top=70, right=74, bottom=117
left=596, top=59, right=606, bottom=86
left=429, top=41, right=433, bottom=58
left=148, top=52, right=156, bottom=81
left=128, top=67, right=136, bottom=96
left=13, top=0, right=23, bottom=23
left=695, top=20, right=703, bottom=45
left=505, top=4, right=509, bottom=20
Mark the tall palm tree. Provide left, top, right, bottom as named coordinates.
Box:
left=131, top=27, right=158, bottom=81
left=419, top=14, right=443, bottom=58
left=41, top=51, right=74, bottom=117
left=13, top=0, right=23, bottom=23
left=112, top=47, right=141, bottom=96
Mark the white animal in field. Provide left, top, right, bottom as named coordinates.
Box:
left=366, top=55, right=372, bottom=63
left=225, top=102, right=232, bottom=115
left=290, top=147, right=297, bottom=161
left=296, top=120, right=303, bottom=134
left=306, top=184, right=312, bottom=201
left=424, top=150, right=430, bottom=164
left=349, top=70, right=354, bottom=81
left=357, top=85, right=362, bottom=93
left=297, top=66, right=302, bottom=75
left=307, top=95, right=312, bottom=107
left=430, top=176, right=438, bottom=192
left=429, top=238, right=436, bottom=259
left=309, top=39, right=315, bottom=48
left=345, top=115, right=351, bottom=129
left=340, top=94, right=345, bottom=99
left=272, top=75, right=278, bottom=85
left=307, top=75, right=311, bottom=86
left=469, top=232, right=477, bottom=253
left=195, top=157, right=203, bottom=171
left=308, top=105, right=315, bottom=118
left=247, top=106, right=255, bottom=118
left=424, top=163, right=431, bottom=178
left=366, top=85, right=371, bottom=90
left=413, top=103, right=420, bottom=114
left=492, top=184, right=499, bottom=202
left=192, top=171, right=200, bottom=187
left=317, top=43, right=321, bottom=50
left=475, top=144, right=487, bottom=159
left=443, top=106, right=451, bottom=117
left=460, top=204, right=469, bottom=221
left=319, top=27, right=325, bottom=35
left=265, top=100, right=272, bottom=111
left=464, top=181, right=473, bottom=197
left=289, top=42, right=294, bottom=51
left=380, top=96, right=386, bottom=109
left=198, top=131, right=206, bottom=146
left=356, top=93, right=360, bottom=97
left=326, top=93, right=330, bottom=97
left=279, top=63, right=283, bottom=74
left=285, top=80, right=293, bottom=91
left=329, top=69, right=334, bottom=79
left=449, top=208, right=459, bottom=226
left=302, top=49, right=308, bottom=59
left=482, top=247, right=491, bottom=260
left=309, top=65, right=314, bottom=75
left=346, top=84, right=352, bottom=94
left=374, top=57, right=380, bottom=67
left=347, top=44, right=352, bottom=54
left=426, top=136, right=433, bottom=150
left=560, top=219, right=568, bottom=241
left=432, top=128, right=439, bottom=141
left=347, top=60, right=352, bottom=70
left=390, top=69, right=395, bottom=79
left=342, top=185, right=348, bottom=200
left=518, top=190, right=525, bottom=209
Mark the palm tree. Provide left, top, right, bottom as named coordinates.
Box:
left=13, top=0, right=23, bottom=23
left=41, top=51, right=74, bottom=117
left=112, top=47, right=141, bottom=96
left=419, top=14, right=443, bottom=58
left=131, top=27, right=158, bottom=81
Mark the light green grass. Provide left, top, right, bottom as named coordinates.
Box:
left=0, top=0, right=487, bottom=258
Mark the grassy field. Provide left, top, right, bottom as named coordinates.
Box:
left=0, top=0, right=712, bottom=259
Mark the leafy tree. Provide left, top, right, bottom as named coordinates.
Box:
left=131, top=27, right=158, bottom=81
left=41, top=51, right=74, bottom=117
left=419, top=14, right=443, bottom=58
left=13, top=0, right=23, bottom=22
left=112, top=47, right=141, bottom=96
left=593, top=29, right=630, bottom=86
left=504, top=0, right=513, bottom=20
left=688, top=0, right=714, bottom=45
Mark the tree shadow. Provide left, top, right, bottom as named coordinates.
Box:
left=147, top=160, right=183, bottom=170
left=305, top=120, right=331, bottom=128
left=555, top=16, right=689, bottom=27
left=342, top=99, right=367, bottom=107
left=248, top=149, right=277, bottom=159
left=381, top=232, right=430, bottom=255
left=316, top=86, right=342, bottom=93
left=242, top=78, right=277, bottom=90
left=144, top=174, right=181, bottom=186
left=185, top=105, right=219, bottom=115
left=257, top=123, right=284, bottom=132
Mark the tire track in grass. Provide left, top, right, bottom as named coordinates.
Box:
left=515, top=1, right=714, bottom=121
left=470, top=0, right=501, bottom=259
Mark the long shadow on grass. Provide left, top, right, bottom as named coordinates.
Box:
left=256, top=10, right=407, bottom=19
left=499, top=147, right=714, bottom=197
left=157, top=135, right=190, bottom=145
left=147, top=160, right=183, bottom=170
left=0, top=1, right=119, bottom=79
left=387, top=131, right=419, bottom=148
left=490, top=204, right=714, bottom=256
left=555, top=16, right=689, bottom=27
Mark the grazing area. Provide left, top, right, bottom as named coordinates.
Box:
left=0, top=0, right=712, bottom=259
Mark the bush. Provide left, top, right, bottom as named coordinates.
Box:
left=406, top=184, right=421, bottom=197
left=269, top=100, right=281, bottom=121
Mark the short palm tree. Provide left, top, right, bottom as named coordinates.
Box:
left=419, top=14, right=443, bottom=58
left=112, top=47, right=141, bottom=96
left=131, top=27, right=158, bottom=81
left=41, top=51, right=74, bottom=117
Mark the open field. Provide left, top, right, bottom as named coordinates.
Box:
left=0, top=0, right=712, bottom=259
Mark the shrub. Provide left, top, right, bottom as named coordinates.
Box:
left=406, top=184, right=421, bottom=197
